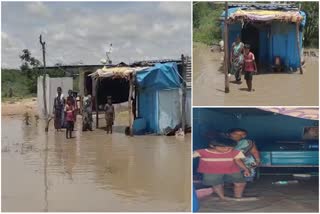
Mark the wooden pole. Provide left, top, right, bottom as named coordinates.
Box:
left=95, top=79, right=99, bottom=128
left=297, top=3, right=303, bottom=74
left=296, top=23, right=303, bottom=74
left=181, top=54, right=186, bottom=133
left=134, top=85, right=137, bottom=119
left=128, top=74, right=134, bottom=136
left=39, top=35, right=50, bottom=132
left=224, top=2, right=230, bottom=93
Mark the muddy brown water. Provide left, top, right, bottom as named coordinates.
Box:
left=198, top=175, right=319, bottom=212
left=193, top=43, right=319, bottom=106
left=1, top=116, right=191, bottom=212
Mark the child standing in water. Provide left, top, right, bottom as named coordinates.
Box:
left=243, top=44, right=257, bottom=92
left=65, top=99, right=75, bottom=139
left=105, top=96, right=115, bottom=134
left=193, top=136, right=250, bottom=200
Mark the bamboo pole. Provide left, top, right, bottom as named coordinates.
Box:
left=296, top=3, right=303, bottom=74
left=128, top=74, right=133, bottom=136
left=296, top=22, right=303, bottom=74
left=95, top=79, right=99, bottom=128
left=224, top=2, right=230, bottom=93
left=181, top=54, right=186, bottom=133
left=134, top=84, right=137, bottom=120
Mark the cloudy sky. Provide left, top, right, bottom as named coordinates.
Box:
left=1, top=2, right=191, bottom=68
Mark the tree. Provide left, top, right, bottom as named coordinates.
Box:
left=19, top=49, right=41, bottom=93
left=300, top=2, right=319, bottom=47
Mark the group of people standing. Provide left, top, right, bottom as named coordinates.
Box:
left=53, top=87, right=77, bottom=138
left=230, top=35, right=258, bottom=92
left=193, top=128, right=260, bottom=200
left=53, top=87, right=115, bottom=139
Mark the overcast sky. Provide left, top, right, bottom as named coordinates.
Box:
left=1, top=2, right=191, bottom=68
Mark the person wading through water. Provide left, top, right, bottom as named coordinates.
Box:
left=230, top=35, right=244, bottom=82
left=82, top=93, right=93, bottom=131
left=104, top=96, right=115, bottom=134
left=243, top=44, right=258, bottom=92
left=227, top=128, right=261, bottom=182
left=193, top=136, right=250, bottom=200
left=53, top=87, right=65, bottom=131
left=65, top=99, right=75, bottom=139
left=66, top=89, right=77, bottom=130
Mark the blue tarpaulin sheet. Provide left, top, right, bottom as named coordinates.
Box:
left=220, top=7, right=306, bottom=69
left=136, top=63, right=181, bottom=91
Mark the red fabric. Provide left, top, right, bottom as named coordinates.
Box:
left=244, top=52, right=255, bottom=72
left=65, top=105, right=74, bottom=121
left=196, top=149, right=241, bottom=174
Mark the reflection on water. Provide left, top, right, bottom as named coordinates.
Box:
left=193, top=43, right=319, bottom=106
left=1, top=116, right=191, bottom=212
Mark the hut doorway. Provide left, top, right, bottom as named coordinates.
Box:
left=242, top=23, right=260, bottom=64
left=85, top=72, right=93, bottom=95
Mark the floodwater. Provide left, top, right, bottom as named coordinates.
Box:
left=193, top=43, right=319, bottom=106
left=1, top=116, right=191, bottom=212
left=198, top=175, right=319, bottom=212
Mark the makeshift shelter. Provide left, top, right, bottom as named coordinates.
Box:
left=89, top=59, right=191, bottom=135
left=221, top=4, right=306, bottom=70
left=136, top=63, right=182, bottom=134
left=193, top=107, right=318, bottom=174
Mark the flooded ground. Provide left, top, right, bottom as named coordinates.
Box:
left=1, top=115, right=191, bottom=212
left=193, top=43, right=319, bottom=106
left=198, top=175, right=319, bottom=212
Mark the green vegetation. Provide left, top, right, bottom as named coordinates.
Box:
left=193, top=2, right=224, bottom=45
left=1, top=67, right=67, bottom=100
left=2, top=49, right=68, bottom=100
left=301, top=2, right=319, bottom=48
left=2, top=69, right=33, bottom=99
left=193, top=2, right=319, bottom=48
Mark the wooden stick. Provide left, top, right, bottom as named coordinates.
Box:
left=296, top=22, right=303, bottom=74
left=224, top=2, right=230, bottom=93
left=297, top=3, right=303, bottom=74
left=181, top=54, right=186, bottom=133
left=95, top=79, right=99, bottom=128
left=128, top=74, right=133, bottom=136
left=39, top=35, right=50, bottom=132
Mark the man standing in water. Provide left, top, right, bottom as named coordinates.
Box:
left=227, top=128, right=261, bottom=182
left=104, top=96, right=115, bottom=134
left=243, top=44, right=257, bottom=92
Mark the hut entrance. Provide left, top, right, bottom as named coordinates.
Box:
left=242, top=23, right=260, bottom=64
left=97, top=78, right=130, bottom=106
left=85, top=72, right=93, bottom=95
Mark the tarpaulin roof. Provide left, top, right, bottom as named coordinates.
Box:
left=136, top=63, right=181, bottom=91
left=89, top=66, right=149, bottom=79
left=221, top=7, right=306, bottom=26
left=259, top=108, right=319, bottom=120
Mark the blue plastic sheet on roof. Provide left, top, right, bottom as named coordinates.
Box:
left=136, top=62, right=181, bottom=91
